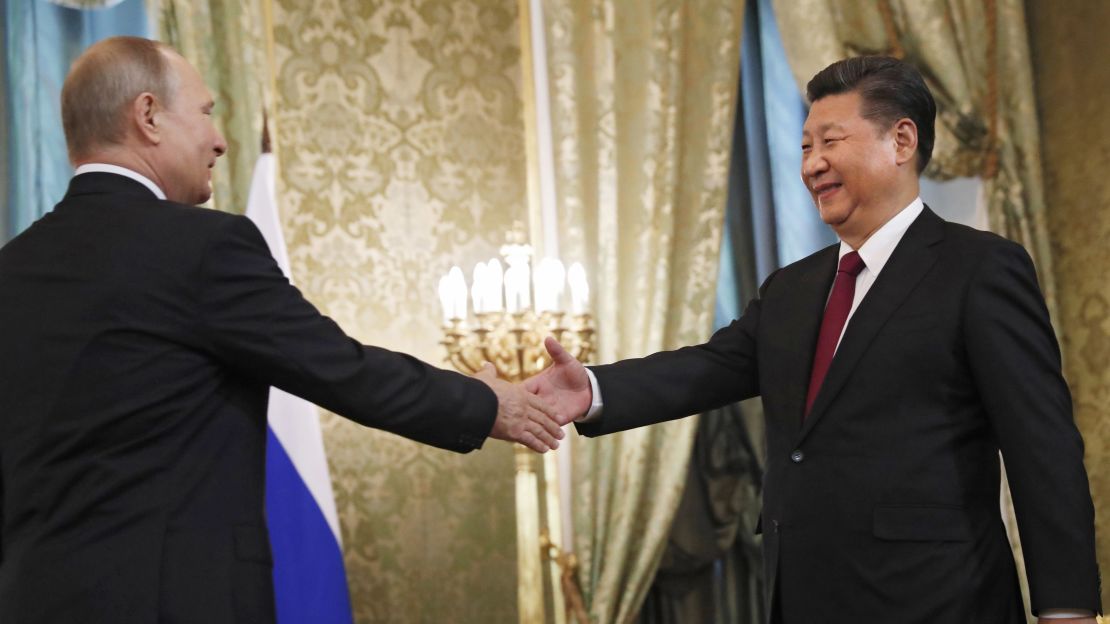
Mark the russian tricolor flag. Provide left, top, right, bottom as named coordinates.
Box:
left=246, top=149, right=354, bottom=624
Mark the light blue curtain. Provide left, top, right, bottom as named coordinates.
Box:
left=1, top=20, right=8, bottom=244
left=1, top=0, right=149, bottom=244
left=723, top=0, right=835, bottom=313
left=717, top=0, right=834, bottom=326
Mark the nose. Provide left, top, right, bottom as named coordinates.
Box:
left=801, top=148, right=828, bottom=181
left=214, top=131, right=228, bottom=157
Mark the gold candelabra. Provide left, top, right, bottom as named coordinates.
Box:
left=438, top=233, right=593, bottom=624
left=441, top=311, right=594, bottom=380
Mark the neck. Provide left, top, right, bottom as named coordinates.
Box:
left=73, top=146, right=170, bottom=199
left=836, top=183, right=919, bottom=250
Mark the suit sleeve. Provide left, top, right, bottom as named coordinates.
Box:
left=194, top=215, right=497, bottom=453
left=1, top=455, right=4, bottom=565
left=576, top=272, right=771, bottom=437
left=964, top=240, right=1101, bottom=614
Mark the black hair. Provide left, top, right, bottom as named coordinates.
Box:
left=806, top=56, right=936, bottom=173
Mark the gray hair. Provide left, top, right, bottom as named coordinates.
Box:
left=61, top=36, right=179, bottom=161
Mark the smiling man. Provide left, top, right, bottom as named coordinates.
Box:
left=525, top=56, right=1101, bottom=623
left=0, top=36, right=565, bottom=623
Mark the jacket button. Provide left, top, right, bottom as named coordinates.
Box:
left=790, top=450, right=804, bottom=463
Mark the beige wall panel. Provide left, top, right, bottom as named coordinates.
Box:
left=271, top=0, right=527, bottom=621
left=1028, top=0, right=1110, bottom=609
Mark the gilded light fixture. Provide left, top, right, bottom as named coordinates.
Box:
left=438, top=229, right=592, bottom=624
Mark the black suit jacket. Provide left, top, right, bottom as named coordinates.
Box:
left=0, top=173, right=497, bottom=623
left=579, top=208, right=1100, bottom=623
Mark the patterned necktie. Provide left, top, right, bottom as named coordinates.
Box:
left=804, top=251, right=865, bottom=418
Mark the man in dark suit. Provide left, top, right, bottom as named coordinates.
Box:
left=0, top=36, right=564, bottom=623
left=525, top=56, right=1100, bottom=623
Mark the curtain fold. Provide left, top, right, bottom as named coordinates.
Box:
left=148, top=0, right=271, bottom=215
left=543, top=1, right=745, bottom=622
left=636, top=400, right=765, bottom=624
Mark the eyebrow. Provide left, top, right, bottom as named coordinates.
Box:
left=802, top=122, right=846, bottom=137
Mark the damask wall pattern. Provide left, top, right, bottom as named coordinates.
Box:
left=270, top=0, right=528, bottom=621
left=1028, top=2, right=1110, bottom=610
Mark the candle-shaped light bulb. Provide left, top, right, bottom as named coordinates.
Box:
left=517, top=261, right=532, bottom=311
left=568, top=262, right=589, bottom=314
left=471, top=261, right=487, bottom=314
left=535, top=258, right=566, bottom=313
left=486, top=259, right=504, bottom=312
left=448, top=266, right=468, bottom=320
left=504, top=259, right=531, bottom=313
left=504, top=263, right=521, bottom=314
left=438, top=274, right=453, bottom=324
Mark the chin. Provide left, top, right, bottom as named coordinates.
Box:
left=818, top=206, right=848, bottom=227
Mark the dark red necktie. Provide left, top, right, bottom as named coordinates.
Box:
left=804, top=251, right=865, bottom=418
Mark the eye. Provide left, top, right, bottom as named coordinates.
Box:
left=801, top=143, right=811, bottom=152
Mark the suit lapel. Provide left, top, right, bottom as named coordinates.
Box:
left=796, top=207, right=945, bottom=443
left=773, top=246, right=838, bottom=430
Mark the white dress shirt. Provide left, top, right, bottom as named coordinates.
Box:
left=74, top=163, right=167, bottom=200
left=831, top=197, right=923, bottom=349
left=577, top=197, right=1090, bottom=618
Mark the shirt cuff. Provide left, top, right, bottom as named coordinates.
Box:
left=577, top=368, right=603, bottom=423
left=1038, top=609, right=1095, bottom=618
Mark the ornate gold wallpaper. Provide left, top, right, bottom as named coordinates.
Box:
left=270, top=0, right=527, bottom=621
left=1028, top=1, right=1110, bottom=610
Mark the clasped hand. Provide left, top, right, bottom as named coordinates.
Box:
left=473, top=362, right=565, bottom=453
left=473, top=337, right=593, bottom=453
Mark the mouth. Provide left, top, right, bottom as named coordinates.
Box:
left=812, top=181, right=842, bottom=200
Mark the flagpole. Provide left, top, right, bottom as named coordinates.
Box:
left=261, top=0, right=280, bottom=162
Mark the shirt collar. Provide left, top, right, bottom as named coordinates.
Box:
left=838, top=197, right=924, bottom=276
left=74, top=163, right=167, bottom=200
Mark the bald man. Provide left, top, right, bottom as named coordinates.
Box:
left=0, top=36, right=562, bottom=623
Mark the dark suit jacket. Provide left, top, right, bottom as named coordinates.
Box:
left=0, top=173, right=497, bottom=623
left=578, top=208, right=1100, bottom=623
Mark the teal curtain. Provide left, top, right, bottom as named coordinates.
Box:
left=2, top=0, right=148, bottom=244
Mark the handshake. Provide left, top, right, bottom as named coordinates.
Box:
left=473, top=337, right=594, bottom=453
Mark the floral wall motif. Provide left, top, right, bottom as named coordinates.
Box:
left=1028, top=1, right=1110, bottom=609
left=271, top=0, right=527, bottom=620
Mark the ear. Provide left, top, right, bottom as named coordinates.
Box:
left=132, top=92, right=162, bottom=146
left=891, top=118, right=918, bottom=168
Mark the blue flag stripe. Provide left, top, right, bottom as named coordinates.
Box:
left=265, top=426, right=353, bottom=624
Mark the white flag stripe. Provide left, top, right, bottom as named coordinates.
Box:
left=245, top=153, right=343, bottom=544
left=245, top=154, right=293, bottom=280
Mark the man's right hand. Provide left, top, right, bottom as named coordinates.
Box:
left=523, top=337, right=592, bottom=426
left=473, top=363, right=565, bottom=453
